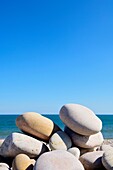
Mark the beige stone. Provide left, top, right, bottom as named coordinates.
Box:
left=68, top=147, right=80, bottom=159
left=33, top=150, right=84, bottom=170
left=65, top=126, right=103, bottom=148
left=16, top=112, right=60, bottom=141
left=0, top=132, right=48, bottom=158
left=102, top=145, right=113, bottom=170
left=60, top=104, right=102, bottom=135
left=12, top=154, right=35, bottom=170
left=49, top=131, right=72, bottom=150
left=80, top=151, right=104, bottom=170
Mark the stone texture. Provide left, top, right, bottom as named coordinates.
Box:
left=80, top=151, right=105, bottom=170
left=0, top=163, right=9, bottom=170
left=12, top=154, right=35, bottom=170
left=102, top=145, right=113, bottom=170
left=80, top=147, right=100, bottom=155
left=103, top=139, right=113, bottom=147
left=60, top=104, right=102, bottom=135
left=100, top=144, right=111, bottom=152
left=16, top=112, right=61, bottom=141
left=49, top=131, right=72, bottom=150
left=0, top=132, right=49, bottom=158
left=67, top=147, right=80, bottom=159
left=33, top=150, right=85, bottom=170
left=65, top=126, right=103, bottom=148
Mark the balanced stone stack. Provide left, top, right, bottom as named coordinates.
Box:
left=59, top=103, right=106, bottom=170
left=0, top=103, right=112, bottom=169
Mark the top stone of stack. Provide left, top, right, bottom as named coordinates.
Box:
left=59, top=103, right=102, bottom=135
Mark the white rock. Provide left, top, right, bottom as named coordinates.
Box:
left=33, top=150, right=85, bottom=170
left=0, top=132, right=48, bottom=158
left=65, top=126, right=103, bottom=148
left=102, top=145, right=113, bottom=170
left=60, top=104, right=102, bottom=135
left=49, top=131, right=72, bottom=150
left=80, top=151, right=104, bottom=170
left=68, top=147, right=80, bottom=159
left=0, top=163, right=9, bottom=170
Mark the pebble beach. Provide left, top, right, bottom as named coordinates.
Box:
left=0, top=103, right=113, bottom=170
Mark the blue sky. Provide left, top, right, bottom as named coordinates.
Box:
left=0, top=0, right=113, bottom=114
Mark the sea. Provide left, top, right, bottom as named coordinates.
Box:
left=0, top=114, right=113, bottom=139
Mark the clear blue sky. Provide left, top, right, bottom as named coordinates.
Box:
left=0, top=0, right=113, bottom=114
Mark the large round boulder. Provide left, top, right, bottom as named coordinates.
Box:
left=0, top=132, right=48, bottom=158
left=59, top=104, right=102, bottom=135
left=65, top=126, right=103, bottom=148
left=16, top=112, right=61, bottom=141
left=49, top=131, right=72, bottom=150
left=33, top=150, right=84, bottom=170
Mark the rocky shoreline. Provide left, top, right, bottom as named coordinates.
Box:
left=0, top=103, right=113, bottom=170
left=103, top=139, right=113, bottom=147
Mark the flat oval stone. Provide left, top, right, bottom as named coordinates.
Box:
left=0, top=132, right=49, bottom=158
left=68, top=147, right=80, bottom=159
left=102, top=145, right=113, bottom=170
left=12, top=154, right=35, bottom=170
left=16, top=112, right=61, bottom=141
left=33, top=150, right=85, bottom=170
left=80, top=151, right=104, bottom=170
left=60, top=104, right=102, bottom=135
left=0, top=163, right=9, bottom=170
left=65, top=126, right=103, bottom=148
left=49, top=131, right=72, bottom=150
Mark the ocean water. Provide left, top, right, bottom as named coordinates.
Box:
left=0, top=114, right=113, bottom=139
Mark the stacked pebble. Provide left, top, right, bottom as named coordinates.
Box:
left=0, top=103, right=112, bottom=169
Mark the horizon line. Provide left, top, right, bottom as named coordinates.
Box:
left=0, top=112, right=113, bottom=115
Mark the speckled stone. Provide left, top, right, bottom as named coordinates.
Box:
left=12, top=154, right=35, bottom=170
left=80, top=151, right=104, bottom=170
left=49, top=131, right=72, bottom=150
left=60, top=104, right=102, bottom=135
left=65, top=126, right=103, bottom=148
left=0, top=132, right=49, bottom=158
left=16, top=112, right=61, bottom=141
left=33, top=150, right=85, bottom=170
